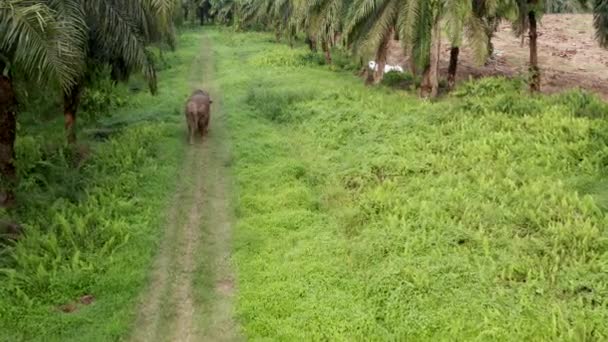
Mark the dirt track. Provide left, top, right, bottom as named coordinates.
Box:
left=129, top=32, right=240, bottom=342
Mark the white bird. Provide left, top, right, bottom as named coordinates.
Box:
left=368, top=61, right=404, bottom=74
left=385, top=65, right=404, bottom=73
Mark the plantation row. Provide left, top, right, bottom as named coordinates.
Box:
left=2, top=1, right=607, bottom=206
left=203, top=0, right=608, bottom=94
left=0, top=29, right=203, bottom=340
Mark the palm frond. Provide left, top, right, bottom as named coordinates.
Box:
left=0, top=0, right=84, bottom=91
left=85, top=0, right=158, bottom=92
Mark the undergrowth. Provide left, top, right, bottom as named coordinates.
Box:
left=3, top=25, right=608, bottom=341
left=0, top=29, right=202, bottom=341
left=211, top=29, right=608, bottom=340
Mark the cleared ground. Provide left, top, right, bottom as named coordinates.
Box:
left=388, top=14, right=608, bottom=99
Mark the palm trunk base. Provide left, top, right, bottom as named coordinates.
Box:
left=64, top=86, right=81, bottom=144
left=0, top=75, right=17, bottom=208
left=373, top=65, right=385, bottom=84
left=322, top=42, right=332, bottom=64
left=306, top=37, right=317, bottom=52
left=372, top=29, right=391, bottom=84
left=428, top=22, right=441, bottom=98
left=64, top=112, right=76, bottom=144
left=364, top=69, right=374, bottom=85
left=447, top=47, right=460, bottom=91
left=419, top=66, right=432, bottom=98
left=529, top=66, right=541, bottom=93
left=528, top=11, right=540, bottom=93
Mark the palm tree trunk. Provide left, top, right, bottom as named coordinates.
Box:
left=274, top=23, right=281, bottom=43
left=322, top=40, right=332, bottom=64
left=306, top=37, right=316, bottom=52
left=364, top=67, right=375, bottom=85
left=198, top=7, right=205, bottom=25
left=63, top=85, right=82, bottom=144
left=333, top=31, right=340, bottom=46
left=528, top=10, right=540, bottom=92
left=447, top=46, right=460, bottom=90
left=485, top=17, right=499, bottom=63
left=419, top=64, right=432, bottom=97
left=485, top=32, right=495, bottom=65
left=421, top=22, right=442, bottom=98
left=408, top=56, right=417, bottom=76
left=110, top=58, right=128, bottom=84
left=429, top=22, right=442, bottom=97
left=0, top=72, right=17, bottom=207
left=373, top=29, right=392, bottom=84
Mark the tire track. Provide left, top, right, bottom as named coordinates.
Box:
left=130, top=31, right=239, bottom=342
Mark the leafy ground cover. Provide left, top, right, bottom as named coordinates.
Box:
left=0, top=29, right=204, bottom=342
left=2, top=26, right=607, bottom=341
left=212, top=28, right=608, bottom=340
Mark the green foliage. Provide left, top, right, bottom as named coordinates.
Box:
left=0, top=30, right=202, bottom=341
left=0, top=0, right=85, bottom=92
left=246, top=81, right=318, bottom=123
left=80, top=79, right=128, bottom=121
left=553, top=88, right=608, bottom=119
left=0, top=122, right=179, bottom=339
left=213, top=29, right=608, bottom=340
left=453, top=77, right=547, bottom=116
left=328, top=49, right=361, bottom=71
left=452, top=76, right=526, bottom=97
left=250, top=46, right=310, bottom=67
left=545, top=0, right=587, bottom=13
left=381, top=71, right=418, bottom=89
left=300, top=51, right=327, bottom=65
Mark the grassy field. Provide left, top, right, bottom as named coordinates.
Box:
left=1, top=26, right=608, bottom=341
left=210, top=29, right=608, bottom=340
left=0, top=30, right=205, bottom=341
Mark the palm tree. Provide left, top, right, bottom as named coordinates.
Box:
left=445, top=0, right=517, bottom=90
left=445, top=0, right=480, bottom=90
left=473, top=0, right=519, bottom=61
left=295, top=0, right=348, bottom=64
left=0, top=0, right=84, bottom=206
left=399, top=0, right=443, bottom=97
left=345, top=0, right=406, bottom=84
left=345, top=0, right=443, bottom=95
left=512, top=0, right=542, bottom=92
left=210, top=0, right=236, bottom=24
left=239, top=0, right=296, bottom=42
left=512, top=0, right=607, bottom=93
left=59, top=0, right=177, bottom=143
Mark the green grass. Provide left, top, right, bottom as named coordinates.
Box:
left=0, top=29, right=204, bottom=341
left=2, top=26, right=608, bottom=341
left=208, top=29, right=608, bottom=340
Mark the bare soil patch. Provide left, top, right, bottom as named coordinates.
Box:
left=388, top=14, right=608, bottom=99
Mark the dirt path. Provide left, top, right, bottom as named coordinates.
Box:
left=129, top=32, right=240, bottom=342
